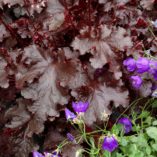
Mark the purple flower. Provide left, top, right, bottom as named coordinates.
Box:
left=123, top=57, right=136, bottom=72
left=149, top=61, right=157, bottom=80
left=51, top=152, right=60, bottom=157
left=44, top=152, right=60, bottom=157
left=136, top=57, right=150, bottom=73
left=130, top=75, right=142, bottom=89
left=152, top=90, right=157, bottom=97
left=102, top=136, right=118, bottom=152
left=118, top=117, right=132, bottom=133
left=32, top=151, right=44, bottom=157
left=65, top=108, right=76, bottom=120
left=152, top=19, right=157, bottom=28
left=152, top=72, right=157, bottom=80
left=67, top=133, right=75, bottom=142
left=72, top=101, right=89, bottom=113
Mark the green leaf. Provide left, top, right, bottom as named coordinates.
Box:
left=138, top=111, right=150, bottom=119
left=89, top=137, right=96, bottom=148
left=115, top=153, right=123, bottom=157
left=103, top=151, right=111, bottom=157
left=145, top=146, right=151, bottom=155
left=144, top=116, right=153, bottom=125
left=134, top=151, right=144, bottom=157
left=152, top=143, right=157, bottom=151
left=132, top=124, right=140, bottom=132
left=146, top=127, right=157, bottom=141
left=130, top=134, right=147, bottom=147
left=120, top=138, right=128, bottom=146
left=152, top=100, right=157, bottom=108
left=111, top=124, right=123, bottom=135
left=146, top=146, right=151, bottom=155
left=152, top=120, right=157, bottom=126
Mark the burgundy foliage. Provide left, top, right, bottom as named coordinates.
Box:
left=0, top=0, right=156, bottom=156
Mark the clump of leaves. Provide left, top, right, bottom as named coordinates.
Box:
left=0, top=0, right=157, bottom=156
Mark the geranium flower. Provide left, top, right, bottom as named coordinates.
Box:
left=67, top=133, right=75, bottom=142
left=130, top=75, right=142, bottom=89
left=149, top=60, right=157, bottom=80
left=118, top=117, right=132, bottom=133
left=123, top=57, right=136, bottom=72
left=136, top=57, right=150, bottom=73
left=152, top=90, right=157, bottom=97
left=152, top=19, right=157, bottom=28
left=65, top=108, right=76, bottom=120
left=44, top=151, right=60, bottom=157
left=51, top=152, right=60, bottom=157
left=32, top=151, right=44, bottom=157
left=72, top=101, right=89, bottom=113
left=102, top=136, right=118, bottom=152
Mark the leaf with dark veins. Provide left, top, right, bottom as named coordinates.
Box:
left=15, top=45, right=51, bottom=88
left=140, top=0, right=155, bottom=10
left=12, top=134, right=39, bottom=157
left=0, top=24, right=10, bottom=42
left=43, top=0, right=65, bottom=31
left=0, top=0, right=24, bottom=7
left=5, top=99, right=31, bottom=128
left=72, top=25, right=132, bottom=69
left=0, top=57, right=9, bottom=88
left=84, top=83, right=129, bottom=125
left=21, top=65, right=69, bottom=132
left=56, top=59, right=88, bottom=89
left=62, top=144, right=83, bottom=157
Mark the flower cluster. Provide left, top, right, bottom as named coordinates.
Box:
left=123, top=57, right=157, bottom=89
left=65, top=101, right=89, bottom=121
left=65, top=101, right=133, bottom=153
left=102, top=117, right=132, bottom=152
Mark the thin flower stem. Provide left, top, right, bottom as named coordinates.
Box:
left=145, top=98, right=155, bottom=110
left=82, top=122, right=93, bottom=147
left=115, top=97, right=144, bottom=124
left=86, top=130, right=103, bottom=135
left=148, top=26, right=156, bottom=39
left=104, top=105, right=115, bottom=131
left=147, top=19, right=156, bottom=39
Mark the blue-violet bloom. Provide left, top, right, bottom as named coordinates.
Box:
left=118, top=117, right=132, bottom=133
left=65, top=108, right=76, bottom=120
left=152, top=90, right=157, bottom=97
left=149, top=61, right=157, bottom=80
left=72, top=101, right=89, bottom=113
left=67, top=133, right=75, bottom=142
left=123, top=57, right=136, bottom=72
left=44, top=152, right=60, bottom=157
left=130, top=75, right=142, bottom=89
left=51, top=152, right=60, bottom=157
left=136, top=57, right=150, bottom=73
left=102, top=136, right=118, bottom=152
left=152, top=19, right=157, bottom=28
left=33, top=151, right=44, bottom=157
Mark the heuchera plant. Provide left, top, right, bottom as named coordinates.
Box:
left=0, top=0, right=157, bottom=156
